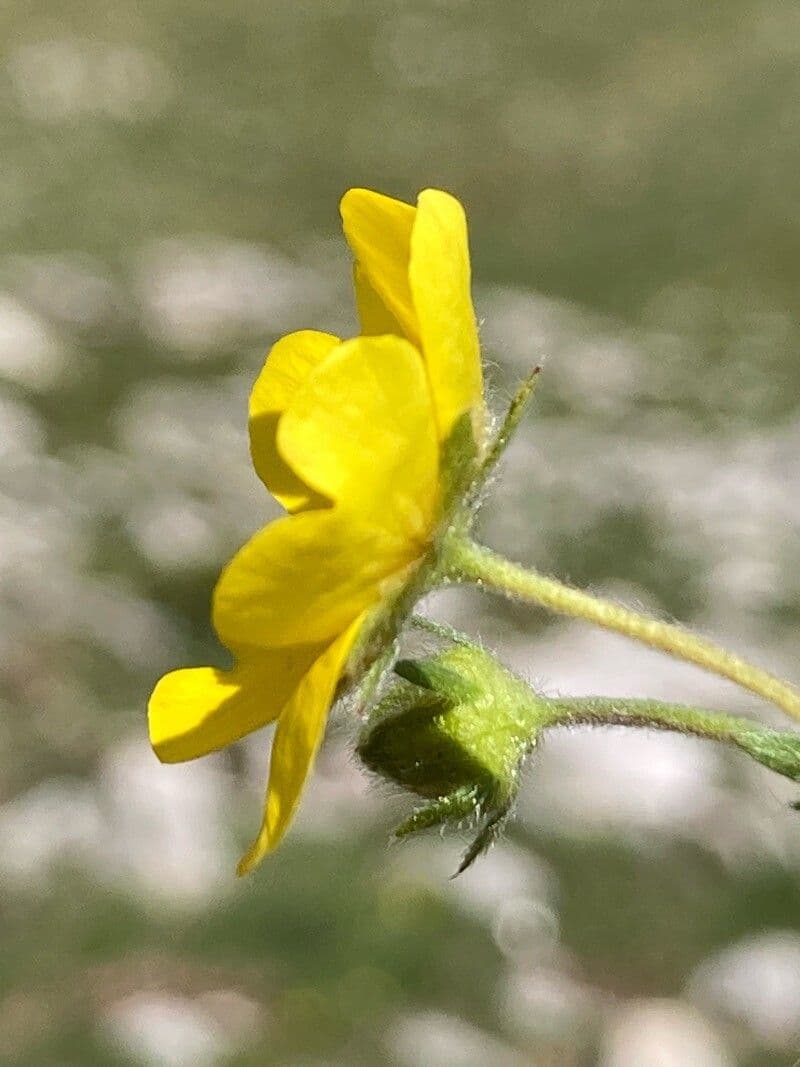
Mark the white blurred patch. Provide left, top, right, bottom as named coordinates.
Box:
left=0, top=778, right=103, bottom=882
left=126, top=492, right=222, bottom=571
left=0, top=445, right=184, bottom=695
left=99, top=992, right=242, bottom=1067
left=491, top=895, right=560, bottom=963
left=688, top=931, right=800, bottom=1049
left=524, top=726, right=721, bottom=835
left=508, top=605, right=765, bottom=711
left=97, top=737, right=236, bottom=908
left=493, top=411, right=800, bottom=620
left=478, top=286, right=652, bottom=416
left=508, top=620, right=739, bottom=840
left=5, top=253, right=125, bottom=330
left=599, top=1000, right=733, bottom=1067
left=0, top=293, right=68, bottom=389
left=2, top=559, right=176, bottom=671
left=0, top=395, right=46, bottom=457
left=502, top=965, right=600, bottom=1043
left=449, top=842, right=557, bottom=929
left=136, top=238, right=327, bottom=354
left=386, top=837, right=559, bottom=940
left=0, top=739, right=236, bottom=910
left=8, top=39, right=174, bottom=122
left=64, top=445, right=141, bottom=515
left=390, top=1011, right=529, bottom=1067
left=81, top=576, right=178, bottom=668
left=0, top=459, right=179, bottom=672
left=117, top=378, right=247, bottom=470
left=375, top=15, right=496, bottom=90
left=115, top=374, right=270, bottom=547
left=0, top=454, right=91, bottom=579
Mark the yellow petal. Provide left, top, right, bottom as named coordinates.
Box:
left=213, top=508, right=414, bottom=652
left=237, top=615, right=364, bottom=874
left=148, top=645, right=320, bottom=763
left=340, top=188, right=418, bottom=344
left=409, top=189, right=483, bottom=442
left=341, top=187, right=484, bottom=445
left=278, top=334, right=439, bottom=544
left=352, top=262, right=404, bottom=337
left=249, top=330, right=340, bottom=512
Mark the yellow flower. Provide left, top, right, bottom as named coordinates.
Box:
left=148, top=188, right=483, bottom=874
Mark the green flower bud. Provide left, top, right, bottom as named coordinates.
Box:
left=359, top=629, right=800, bottom=873
left=357, top=644, right=548, bottom=873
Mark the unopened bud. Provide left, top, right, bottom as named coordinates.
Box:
left=357, top=643, right=547, bottom=872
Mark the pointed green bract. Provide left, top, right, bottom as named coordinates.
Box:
left=394, top=657, right=479, bottom=703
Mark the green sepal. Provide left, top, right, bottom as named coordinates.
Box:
left=469, top=366, right=541, bottom=500
left=438, top=410, right=479, bottom=521
left=394, top=657, right=479, bottom=703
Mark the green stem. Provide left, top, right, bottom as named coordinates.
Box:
left=444, top=537, right=800, bottom=725
left=540, top=696, right=800, bottom=780
left=543, top=696, right=760, bottom=743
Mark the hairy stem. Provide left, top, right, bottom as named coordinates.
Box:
left=444, top=537, right=800, bottom=725
left=541, top=696, right=800, bottom=780
left=544, top=696, right=762, bottom=743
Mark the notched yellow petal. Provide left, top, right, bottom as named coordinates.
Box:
left=237, top=615, right=365, bottom=874
left=213, top=509, right=413, bottom=653
left=409, top=189, right=483, bottom=444
left=148, top=645, right=320, bottom=763
left=249, top=330, right=340, bottom=512
left=353, top=262, right=404, bottom=338
left=340, top=188, right=418, bottom=344
left=278, top=334, right=439, bottom=544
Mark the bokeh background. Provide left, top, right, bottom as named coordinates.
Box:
left=3, top=2, right=800, bottom=1065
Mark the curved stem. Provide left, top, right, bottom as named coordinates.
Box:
left=444, top=537, right=800, bottom=725
left=544, top=696, right=764, bottom=742
left=541, top=696, right=800, bottom=781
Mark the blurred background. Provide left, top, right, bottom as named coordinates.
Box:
left=2, top=2, right=800, bottom=1065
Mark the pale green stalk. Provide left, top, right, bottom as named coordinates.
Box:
left=543, top=696, right=778, bottom=745
left=442, top=537, right=800, bottom=725
left=540, top=697, right=800, bottom=783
